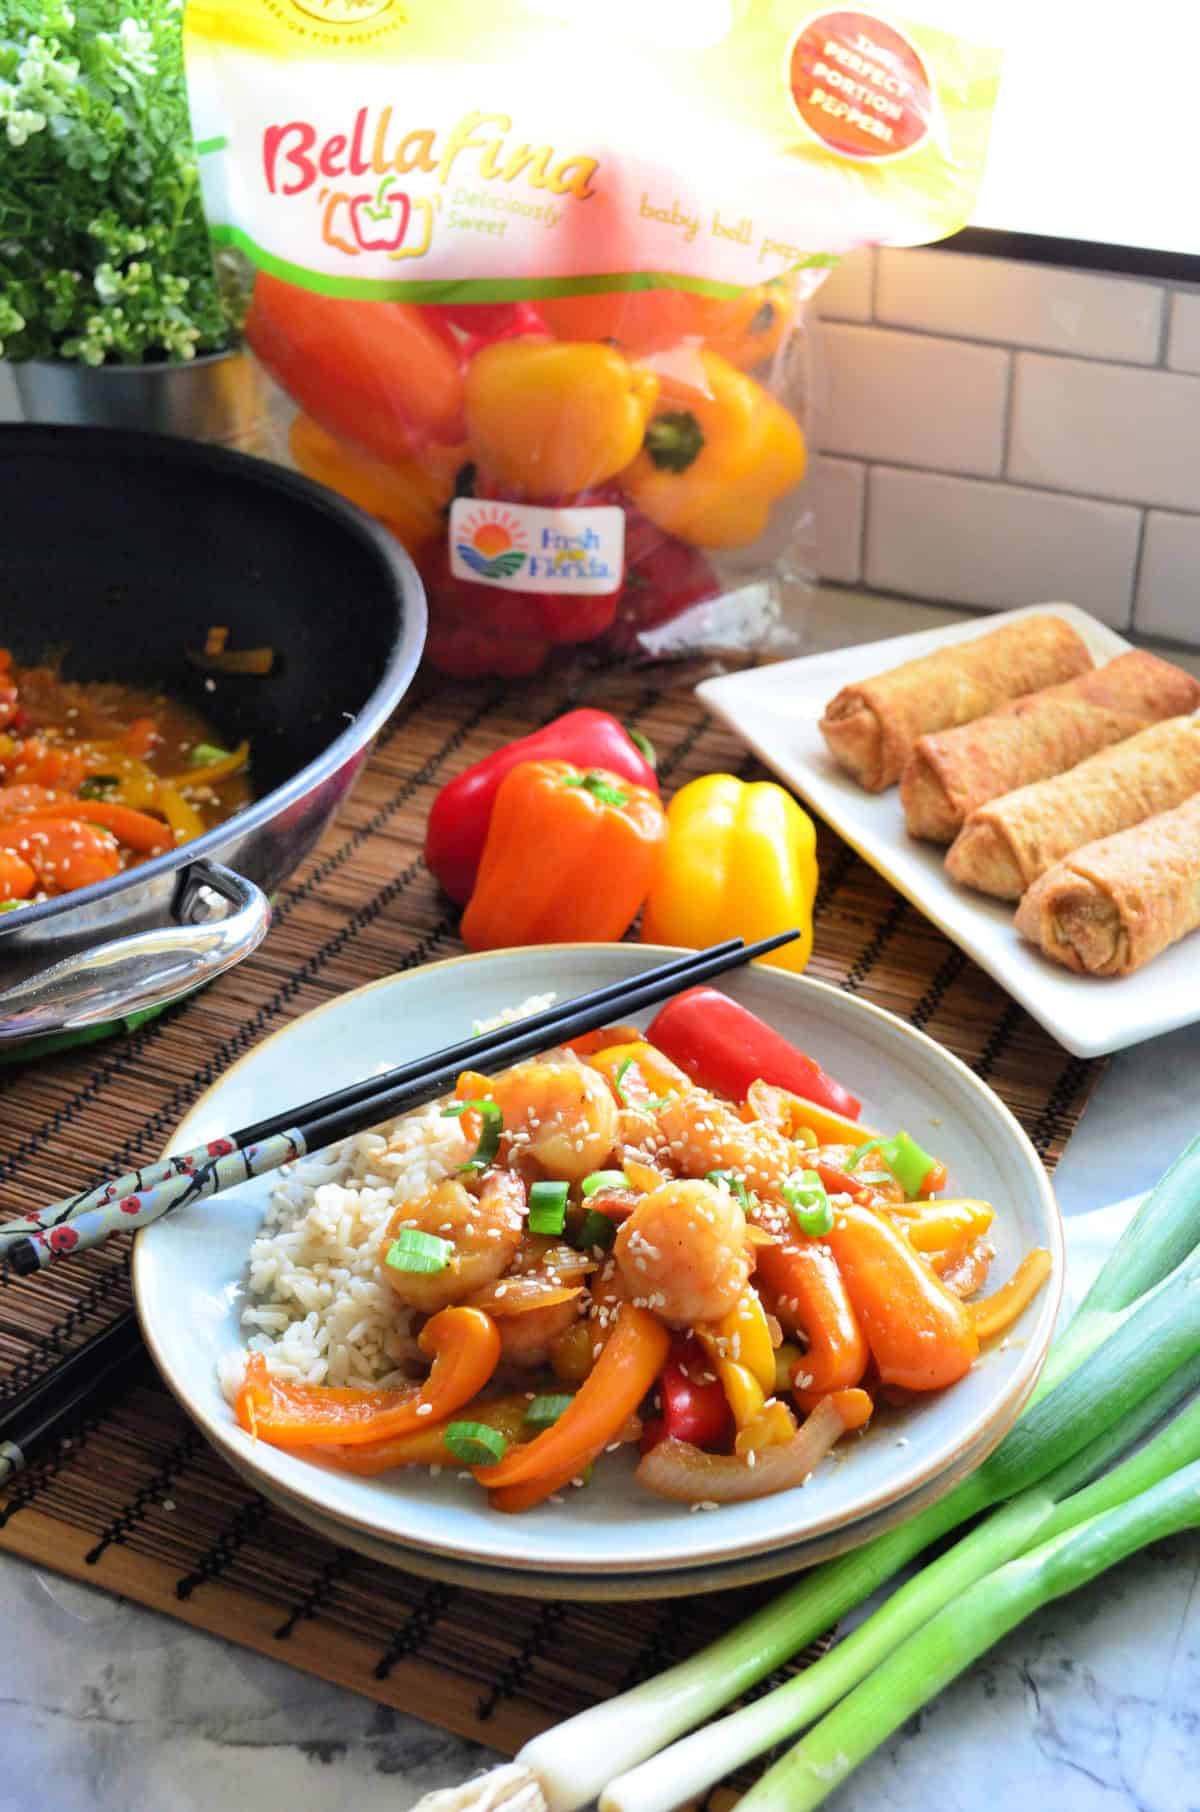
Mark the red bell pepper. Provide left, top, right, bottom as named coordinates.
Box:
left=646, top=987, right=862, bottom=1119
left=605, top=515, right=721, bottom=655
left=425, top=707, right=659, bottom=904
left=640, top=1336, right=731, bottom=1455
left=440, top=301, right=549, bottom=358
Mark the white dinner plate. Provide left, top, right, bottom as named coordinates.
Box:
left=135, top=944, right=1061, bottom=1580
left=696, top=602, right=1198, bottom=1058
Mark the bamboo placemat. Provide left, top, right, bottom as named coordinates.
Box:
left=0, top=669, right=1103, bottom=1780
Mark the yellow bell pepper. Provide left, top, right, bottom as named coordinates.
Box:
left=734, top=1398, right=798, bottom=1456
left=465, top=338, right=658, bottom=496
left=620, top=349, right=806, bottom=548
left=697, top=1286, right=777, bottom=1395
left=640, top=774, right=817, bottom=974
left=289, top=412, right=464, bottom=555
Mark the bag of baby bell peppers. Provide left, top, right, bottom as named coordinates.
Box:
left=185, top=1, right=1002, bottom=678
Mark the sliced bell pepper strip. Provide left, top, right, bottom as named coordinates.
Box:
left=0, top=847, right=35, bottom=900
left=461, top=761, right=667, bottom=951
left=640, top=775, right=818, bottom=976
left=586, top=1040, right=692, bottom=1109
left=646, top=987, right=861, bottom=1119
left=753, top=1235, right=869, bottom=1408
left=424, top=710, right=658, bottom=906
left=823, top=1202, right=979, bottom=1392
left=320, top=1394, right=533, bottom=1476
left=473, top=1303, right=669, bottom=1489
left=20, top=800, right=172, bottom=854
left=902, top=1199, right=995, bottom=1253
left=0, top=817, right=121, bottom=891
left=845, top=1130, right=945, bottom=1199
left=733, top=1398, right=798, bottom=1456
left=235, top=1306, right=501, bottom=1448
left=696, top=1286, right=777, bottom=1395
left=657, top=1336, right=732, bottom=1448
left=970, top=1248, right=1053, bottom=1340
left=743, top=1083, right=878, bottom=1151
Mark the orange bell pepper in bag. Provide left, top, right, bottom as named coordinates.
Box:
left=289, top=413, right=466, bottom=555
left=460, top=759, right=667, bottom=951
left=824, top=1201, right=979, bottom=1391
left=245, top=275, right=465, bottom=463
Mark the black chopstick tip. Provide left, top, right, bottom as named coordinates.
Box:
left=8, top=1238, right=42, bottom=1277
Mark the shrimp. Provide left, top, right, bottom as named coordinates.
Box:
left=499, top=1295, right=584, bottom=1369
left=655, top=1093, right=798, bottom=1233
left=614, top=1179, right=753, bottom=1328
left=381, top=1168, right=525, bottom=1313
left=488, top=1060, right=619, bottom=1182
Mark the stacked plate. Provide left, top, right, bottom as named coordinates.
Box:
left=134, top=947, right=1062, bottom=1601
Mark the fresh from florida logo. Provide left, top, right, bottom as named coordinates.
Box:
left=455, top=506, right=530, bottom=581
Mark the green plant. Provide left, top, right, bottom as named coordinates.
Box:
left=0, top=0, right=236, bottom=364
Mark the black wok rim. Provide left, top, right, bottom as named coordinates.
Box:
left=0, top=424, right=428, bottom=933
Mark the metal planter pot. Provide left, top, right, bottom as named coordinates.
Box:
left=12, top=349, right=275, bottom=454
left=0, top=425, right=427, bottom=1052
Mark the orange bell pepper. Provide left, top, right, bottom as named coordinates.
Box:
left=0, top=818, right=122, bottom=892
left=461, top=760, right=667, bottom=951
left=970, top=1248, right=1053, bottom=1341
left=235, top=1305, right=501, bottom=1448
left=586, top=1040, right=692, bottom=1107
left=824, top=1202, right=979, bottom=1391
left=754, top=1236, right=869, bottom=1409
left=694, top=280, right=795, bottom=369
left=289, top=413, right=465, bottom=556
left=0, top=847, right=34, bottom=900
left=744, top=1083, right=877, bottom=1150
left=537, top=289, right=708, bottom=355
left=321, top=1394, right=533, bottom=1476
left=474, top=1303, right=669, bottom=1491
left=245, top=274, right=465, bottom=462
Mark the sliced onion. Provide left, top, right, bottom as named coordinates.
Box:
left=635, top=1395, right=858, bottom=1503
left=465, top=1278, right=584, bottom=1318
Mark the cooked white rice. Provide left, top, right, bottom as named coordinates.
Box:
left=221, top=993, right=557, bottom=1403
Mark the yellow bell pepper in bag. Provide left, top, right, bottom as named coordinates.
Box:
left=620, top=350, right=806, bottom=549
left=640, top=774, right=817, bottom=973
left=465, top=338, right=658, bottom=496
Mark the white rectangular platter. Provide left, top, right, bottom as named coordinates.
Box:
left=697, top=602, right=1199, bottom=1059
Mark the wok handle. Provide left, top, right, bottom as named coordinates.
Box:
left=0, top=861, right=270, bottom=1044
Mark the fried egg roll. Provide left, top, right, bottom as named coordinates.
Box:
left=1014, top=792, right=1200, bottom=977
left=946, top=714, right=1200, bottom=899
left=902, top=652, right=1200, bottom=844
left=819, top=615, right=1093, bottom=793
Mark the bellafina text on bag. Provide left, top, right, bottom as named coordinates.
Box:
left=186, top=0, right=1002, bottom=676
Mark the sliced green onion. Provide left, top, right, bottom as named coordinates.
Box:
left=783, top=1172, right=833, bottom=1238
left=0, top=900, right=22, bottom=914
left=443, top=1097, right=503, bottom=1170
left=190, top=741, right=233, bottom=766
left=705, top=1169, right=751, bottom=1212
left=574, top=1208, right=616, bottom=1252
left=443, top=1421, right=508, bottom=1467
left=582, top=1169, right=628, bottom=1197
left=78, top=774, right=119, bottom=800
left=528, top=1179, right=569, bottom=1236
left=385, top=1229, right=452, bottom=1274
left=614, top=1056, right=635, bottom=1104
left=844, top=1131, right=936, bottom=1197
left=525, top=1393, right=575, bottom=1431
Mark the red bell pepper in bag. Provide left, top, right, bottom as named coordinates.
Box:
left=424, top=707, right=659, bottom=904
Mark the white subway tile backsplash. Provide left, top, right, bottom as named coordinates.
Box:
left=876, top=250, right=1161, bottom=365
left=1134, top=511, right=1200, bottom=643
left=865, top=466, right=1140, bottom=628
left=813, top=248, right=874, bottom=323
left=815, top=323, right=1008, bottom=476
left=1166, top=291, right=1200, bottom=374
left=0, top=365, right=20, bottom=422
left=1010, top=353, right=1200, bottom=512
left=810, top=456, right=864, bottom=585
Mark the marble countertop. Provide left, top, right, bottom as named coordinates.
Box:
left=2, top=588, right=1196, bottom=1812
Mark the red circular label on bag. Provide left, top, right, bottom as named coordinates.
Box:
left=788, top=10, right=933, bottom=160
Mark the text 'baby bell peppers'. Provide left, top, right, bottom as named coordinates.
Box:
left=461, top=759, right=667, bottom=951
left=425, top=709, right=659, bottom=905
left=465, top=338, right=658, bottom=497
left=621, top=349, right=806, bottom=549
left=641, top=774, right=817, bottom=974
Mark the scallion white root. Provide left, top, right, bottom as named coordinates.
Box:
left=410, top=1762, right=547, bottom=1812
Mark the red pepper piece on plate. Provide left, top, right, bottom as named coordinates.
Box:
left=646, top=1335, right=732, bottom=1453
left=646, top=986, right=862, bottom=1119
left=425, top=707, right=659, bottom=904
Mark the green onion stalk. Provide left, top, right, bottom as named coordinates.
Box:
left=739, top=1455, right=1200, bottom=1811
left=412, top=1138, right=1200, bottom=1812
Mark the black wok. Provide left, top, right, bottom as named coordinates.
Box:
left=0, top=425, right=426, bottom=1050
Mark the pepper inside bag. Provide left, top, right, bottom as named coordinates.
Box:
left=186, top=0, right=1003, bottom=675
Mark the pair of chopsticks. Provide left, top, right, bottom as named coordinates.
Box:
left=0, top=932, right=797, bottom=1483
left=2, top=932, right=798, bottom=1279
